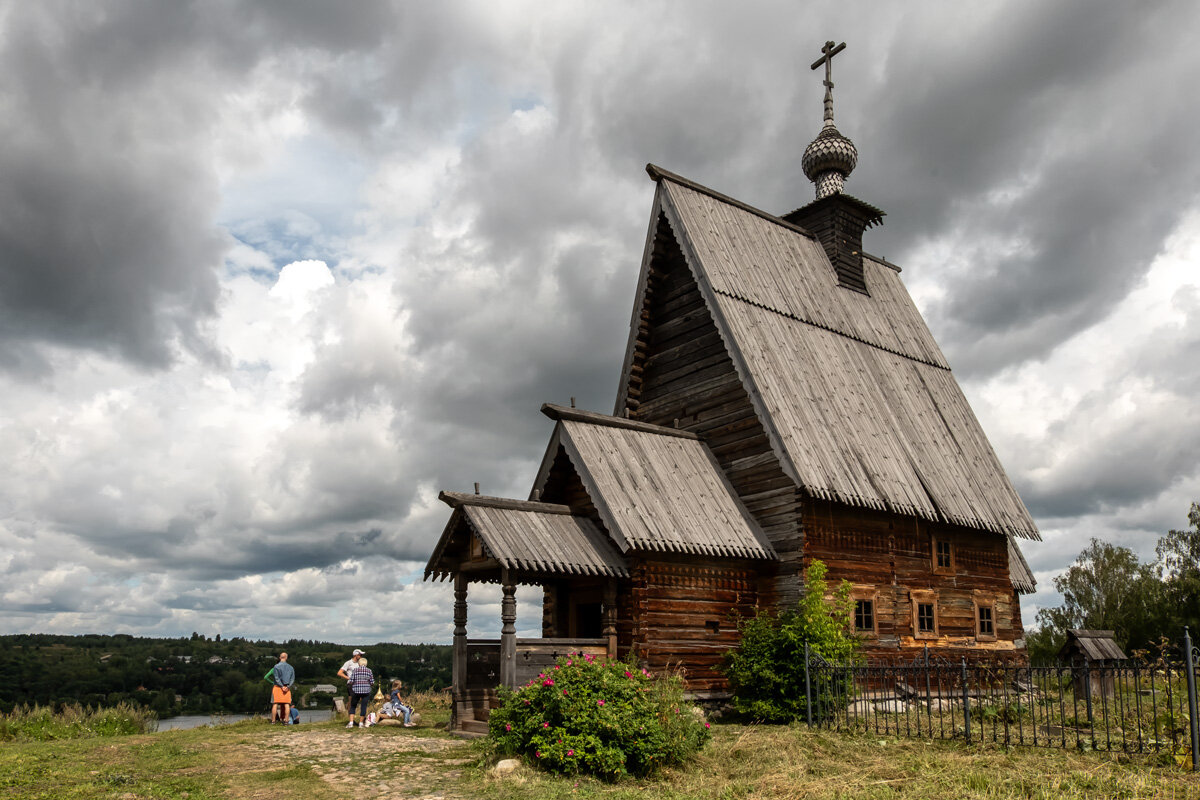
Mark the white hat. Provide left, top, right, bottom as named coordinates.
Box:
left=353, top=649, right=365, bottom=655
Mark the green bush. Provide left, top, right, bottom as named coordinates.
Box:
left=487, top=653, right=711, bottom=780
left=0, top=702, right=155, bottom=741
left=722, top=560, right=860, bottom=723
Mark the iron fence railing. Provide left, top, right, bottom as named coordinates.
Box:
left=803, top=629, right=1200, bottom=767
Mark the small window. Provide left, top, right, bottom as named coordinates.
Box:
left=977, top=605, right=994, bottom=637
left=705, top=620, right=720, bottom=634
left=936, top=540, right=952, bottom=570
left=854, top=599, right=875, bottom=633
left=917, top=603, right=936, bottom=633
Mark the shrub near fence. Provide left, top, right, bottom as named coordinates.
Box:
left=804, top=630, right=1200, bottom=769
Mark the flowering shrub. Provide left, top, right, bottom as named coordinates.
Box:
left=487, top=653, right=711, bottom=780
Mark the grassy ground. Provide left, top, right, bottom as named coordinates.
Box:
left=0, top=711, right=1197, bottom=799
left=479, top=724, right=1200, bottom=800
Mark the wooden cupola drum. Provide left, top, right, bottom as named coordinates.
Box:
left=783, top=40, right=884, bottom=295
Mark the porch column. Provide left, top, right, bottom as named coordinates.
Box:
left=603, top=581, right=618, bottom=658
left=453, top=574, right=468, bottom=695
left=500, top=568, right=517, bottom=688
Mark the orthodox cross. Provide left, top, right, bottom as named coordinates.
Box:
left=810, top=41, right=846, bottom=126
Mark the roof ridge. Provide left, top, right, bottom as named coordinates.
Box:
left=438, top=491, right=575, bottom=515
left=645, top=164, right=817, bottom=241
left=541, top=403, right=701, bottom=440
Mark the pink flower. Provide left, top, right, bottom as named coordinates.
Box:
left=543, top=721, right=550, bottom=728
left=567, top=749, right=575, bottom=757
left=597, top=699, right=605, bottom=706
left=624, top=670, right=632, bottom=678
left=566, top=660, right=573, bottom=666
left=704, top=722, right=711, bottom=729
left=505, top=723, right=512, bottom=731
left=536, top=751, right=542, bottom=758
left=562, top=689, right=569, bottom=696
left=543, top=678, right=555, bottom=686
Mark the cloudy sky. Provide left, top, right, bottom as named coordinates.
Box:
left=1, top=1, right=1197, bottom=645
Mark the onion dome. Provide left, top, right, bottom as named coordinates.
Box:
left=802, top=123, right=858, bottom=199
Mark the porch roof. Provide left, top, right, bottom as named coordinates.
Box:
left=424, top=492, right=630, bottom=581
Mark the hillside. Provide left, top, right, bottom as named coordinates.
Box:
left=0, top=633, right=450, bottom=716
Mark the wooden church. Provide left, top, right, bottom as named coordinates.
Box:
left=425, top=42, right=1039, bottom=734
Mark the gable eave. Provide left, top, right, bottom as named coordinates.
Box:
left=555, top=424, right=633, bottom=554
left=653, top=178, right=806, bottom=491
left=423, top=506, right=468, bottom=581
left=613, top=182, right=668, bottom=417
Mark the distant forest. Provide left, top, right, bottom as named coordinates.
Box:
left=0, top=633, right=451, bottom=717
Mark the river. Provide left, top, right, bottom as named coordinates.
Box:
left=154, top=709, right=334, bottom=731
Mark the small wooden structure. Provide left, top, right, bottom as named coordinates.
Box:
left=1058, top=629, right=1127, bottom=697
left=425, top=44, right=1041, bottom=735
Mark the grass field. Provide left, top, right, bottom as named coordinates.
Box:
left=1, top=707, right=1197, bottom=800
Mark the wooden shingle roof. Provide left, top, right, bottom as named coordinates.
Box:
left=424, top=492, right=628, bottom=581
left=1007, top=538, right=1036, bottom=594
left=537, top=405, right=777, bottom=560
left=1058, top=630, right=1127, bottom=661
left=635, top=168, right=1040, bottom=543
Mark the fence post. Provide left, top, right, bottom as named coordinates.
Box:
left=1185, top=628, right=1199, bottom=771
left=1083, top=654, right=1094, bottom=729
left=961, top=657, right=971, bottom=744
left=804, top=641, right=813, bottom=727
left=924, top=645, right=932, bottom=709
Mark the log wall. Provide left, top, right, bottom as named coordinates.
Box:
left=803, top=499, right=1025, bottom=662
left=629, top=557, right=759, bottom=696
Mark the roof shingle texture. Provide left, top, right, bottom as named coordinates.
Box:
left=658, top=177, right=1039, bottom=542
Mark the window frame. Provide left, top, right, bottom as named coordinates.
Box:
left=849, top=585, right=878, bottom=637
left=910, top=589, right=939, bottom=640
left=932, top=537, right=955, bottom=575
left=973, top=592, right=997, bottom=642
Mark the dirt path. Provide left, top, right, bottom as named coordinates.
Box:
left=254, top=726, right=476, bottom=799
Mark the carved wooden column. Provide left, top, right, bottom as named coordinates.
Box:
left=452, top=573, right=468, bottom=728
left=500, top=568, right=517, bottom=688
left=603, top=581, right=618, bottom=658
left=541, top=584, right=558, bottom=638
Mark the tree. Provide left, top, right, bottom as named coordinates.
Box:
left=1032, top=539, right=1163, bottom=660
left=1032, top=534, right=1161, bottom=662
left=1156, top=502, right=1200, bottom=637
left=722, top=560, right=860, bottom=723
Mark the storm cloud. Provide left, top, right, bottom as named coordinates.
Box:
left=0, top=0, right=1197, bottom=641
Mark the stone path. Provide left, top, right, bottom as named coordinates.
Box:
left=256, top=726, right=475, bottom=799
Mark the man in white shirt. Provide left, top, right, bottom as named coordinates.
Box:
left=337, top=649, right=365, bottom=711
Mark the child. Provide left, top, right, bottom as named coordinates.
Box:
left=381, top=679, right=415, bottom=727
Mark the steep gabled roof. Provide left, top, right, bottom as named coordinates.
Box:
left=534, top=405, right=777, bottom=560
left=425, top=492, right=628, bottom=581
left=616, top=166, right=1040, bottom=543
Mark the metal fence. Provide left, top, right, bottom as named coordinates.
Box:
left=802, top=629, right=1200, bottom=766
